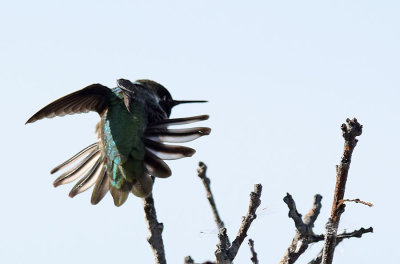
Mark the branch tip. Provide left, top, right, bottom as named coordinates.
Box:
left=248, top=239, right=259, bottom=264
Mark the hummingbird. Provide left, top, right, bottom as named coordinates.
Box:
left=26, top=79, right=210, bottom=206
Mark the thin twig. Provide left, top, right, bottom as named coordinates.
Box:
left=337, top=227, right=373, bottom=240
left=143, top=194, right=166, bottom=264
left=215, top=184, right=262, bottom=264
left=321, top=118, right=363, bottom=264
left=185, top=162, right=226, bottom=264
left=308, top=227, right=373, bottom=264
left=197, top=161, right=225, bottom=230
left=228, top=184, right=262, bottom=260
left=338, top=198, right=374, bottom=207
left=248, top=239, right=259, bottom=264
left=279, top=194, right=323, bottom=264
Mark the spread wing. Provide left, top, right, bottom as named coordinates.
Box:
left=26, top=84, right=112, bottom=124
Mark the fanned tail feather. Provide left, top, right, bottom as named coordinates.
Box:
left=144, top=127, right=211, bottom=143
left=144, top=150, right=172, bottom=178
left=49, top=114, right=210, bottom=206
left=110, top=186, right=129, bottom=207
left=147, top=115, right=209, bottom=128
left=131, top=173, right=154, bottom=197
left=141, top=115, right=211, bottom=177
left=91, top=165, right=110, bottom=205
left=143, top=138, right=196, bottom=160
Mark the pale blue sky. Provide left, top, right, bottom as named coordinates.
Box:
left=1, top=1, right=399, bottom=263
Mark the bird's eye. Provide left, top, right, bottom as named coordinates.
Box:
left=162, top=95, right=167, bottom=101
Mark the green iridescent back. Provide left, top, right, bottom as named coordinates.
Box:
left=100, top=88, right=147, bottom=189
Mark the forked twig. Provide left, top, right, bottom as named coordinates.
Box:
left=279, top=194, right=323, bottom=264
left=215, top=184, right=262, bottom=264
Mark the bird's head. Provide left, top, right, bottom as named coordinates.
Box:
left=135, top=79, right=207, bottom=117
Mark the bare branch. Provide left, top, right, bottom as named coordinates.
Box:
left=337, top=227, right=373, bottom=240
left=197, top=161, right=232, bottom=262
left=215, top=184, right=263, bottom=264
left=321, top=118, right=363, bottom=264
left=215, top=228, right=231, bottom=264
left=279, top=194, right=324, bottom=264
left=196, top=163, right=262, bottom=264
left=198, top=161, right=225, bottom=230
left=280, top=190, right=372, bottom=264
left=143, top=194, right=166, bottom=264
left=308, top=227, right=373, bottom=264
left=248, top=239, right=259, bottom=264
left=228, top=184, right=262, bottom=259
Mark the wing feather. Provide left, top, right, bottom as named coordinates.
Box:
left=26, top=84, right=112, bottom=124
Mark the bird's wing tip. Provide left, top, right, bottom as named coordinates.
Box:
left=25, top=119, right=33, bottom=125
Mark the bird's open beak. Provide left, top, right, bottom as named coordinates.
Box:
left=172, top=100, right=208, bottom=106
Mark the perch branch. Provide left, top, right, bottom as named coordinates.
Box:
left=321, top=118, right=363, bottom=264
left=143, top=194, right=166, bottom=264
